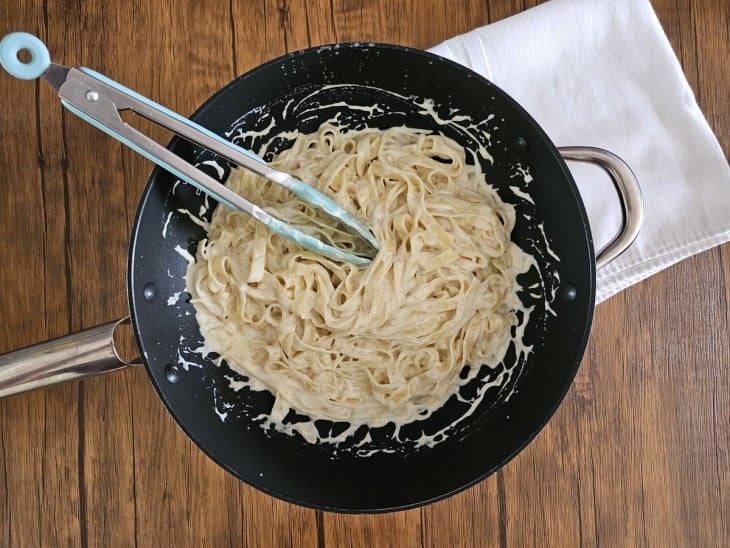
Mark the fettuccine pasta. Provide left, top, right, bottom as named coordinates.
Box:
left=186, top=124, right=529, bottom=436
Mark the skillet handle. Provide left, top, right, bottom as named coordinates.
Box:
left=558, top=147, right=644, bottom=269
left=0, top=318, right=140, bottom=399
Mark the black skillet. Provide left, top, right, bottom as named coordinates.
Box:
left=0, top=43, right=642, bottom=512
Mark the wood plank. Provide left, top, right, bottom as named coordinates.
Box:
left=690, top=0, right=730, bottom=152
left=323, top=509, right=422, bottom=548
left=0, top=4, right=82, bottom=547
left=330, top=0, right=486, bottom=47
left=39, top=2, right=136, bottom=544
left=421, top=479, right=502, bottom=547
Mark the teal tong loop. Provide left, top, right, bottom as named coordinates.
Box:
left=0, top=32, right=379, bottom=266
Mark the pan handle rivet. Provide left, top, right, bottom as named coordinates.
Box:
left=165, top=363, right=181, bottom=383
left=512, top=136, right=529, bottom=151
left=143, top=282, right=157, bottom=302
left=559, top=283, right=577, bottom=302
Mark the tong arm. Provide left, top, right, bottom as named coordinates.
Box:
left=73, top=68, right=378, bottom=252
left=57, top=70, right=372, bottom=266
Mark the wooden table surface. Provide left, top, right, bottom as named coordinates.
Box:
left=1, top=0, right=728, bottom=546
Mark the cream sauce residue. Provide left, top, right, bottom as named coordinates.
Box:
left=510, top=185, right=535, bottom=204
left=174, top=245, right=195, bottom=264
left=162, top=211, right=173, bottom=238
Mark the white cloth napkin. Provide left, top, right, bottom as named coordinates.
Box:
left=429, top=0, right=730, bottom=303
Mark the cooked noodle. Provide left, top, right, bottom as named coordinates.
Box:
left=186, top=124, right=529, bottom=436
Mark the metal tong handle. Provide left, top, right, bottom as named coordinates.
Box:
left=0, top=32, right=377, bottom=266
left=59, top=70, right=376, bottom=266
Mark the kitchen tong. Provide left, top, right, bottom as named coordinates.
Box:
left=0, top=32, right=378, bottom=266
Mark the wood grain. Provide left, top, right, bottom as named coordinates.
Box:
left=0, top=0, right=728, bottom=546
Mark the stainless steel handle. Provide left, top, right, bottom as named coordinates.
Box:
left=0, top=318, right=140, bottom=399
left=558, top=146, right=644, bottom=269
